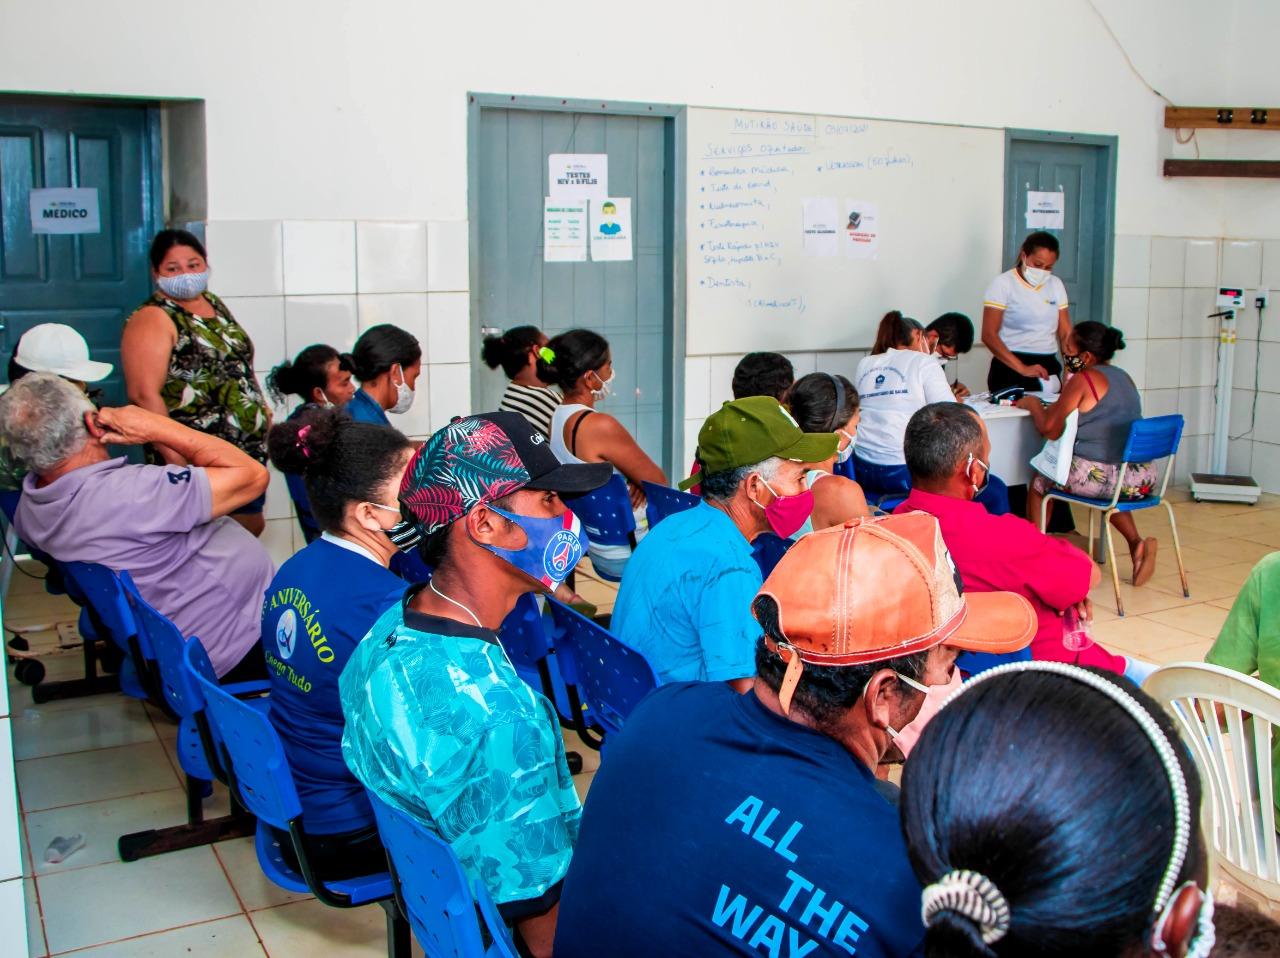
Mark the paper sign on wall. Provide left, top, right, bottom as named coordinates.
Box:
left=589, top=197, right=632, bottom=262
left=842, top=200, right=879, bottom=260
left=544, top=199, right=588, bottom=262
left=29, top=188, right=101, bottom=235
left=801, top=197, right=838, bottom=257
left=549, top=154, right=608, bottom=200
left=1025, top=191, right=1065, bottom=230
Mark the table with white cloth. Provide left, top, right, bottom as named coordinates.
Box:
left=964, top=398, right=1042, bottom=487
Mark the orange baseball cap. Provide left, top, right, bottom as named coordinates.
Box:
left=754, top=511, right=1036, bottom=713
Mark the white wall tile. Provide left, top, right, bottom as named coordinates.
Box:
left=1259, top=341, right=1280, bottom=393
left=1251, top=392, right=1280, bottom=446
left=1230, top=388, right=1258, bottom=441
left=684, top=356, right=712, bottom=421
left=205, top=221, right=283, bottom=297
left=1261, top=302, right=1280, bottom=342
left=1235, top=337, right=1260, bottom=391
left=1113, top=234, right=1151, bottom=288
left=955, top=344, right=990, bottom=394
left=282, top=221, right=356, bottom=295
left=427, top=221, right=470, bottom=292
left=1145, top=339, right=1181, bottom=390
left=1147, top=288, right=1183, bottom=339
left=222, top=296, right=286, bottom=374
left=1221, top=240, right=1262, bottom=289
left=1143, top=388, right=1180, bottom=419
left=1149, top=237, right=1186, bottom=287
left=1236, top=304, right=1261, bottom=342
left=784, top=352, right=817, bottom=377
left=264, top=463, right=294, bottom=521
left=1112, top=287, right=1149, bottom=339
left=1251, top=441, right=1280, bottom=493
left=1181, top=288, right=1217, bottom=339
left=284, top=295, right=359, bottom=355
left=1112, top=338, right=1147, bottom=391
left=1174, top=435, right=1209, bottom=485
left=1262, top=240, right=1280, bottom=290
left=426, top=362, right=471, bottom=434
left=1227, top=437, right=1254, bottom=476
left=682, top=417, right=702, bottom=471
left=356, top=221, right=428, bottom=293
left=1177, top=386, right=1215, bottom=435
left=708, top=354, right=738, bottom=408
left=426, top=292, right=471, bottom=365
left=1184, top=239, right=1220, bottom=288
left=261, top=518, right=297, bottom=569
left=1179, top=339, right=1216, bottom=388
left=356, top=292, right=429, bottom=348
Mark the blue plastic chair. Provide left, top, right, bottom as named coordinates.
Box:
left=186, top=638, right=409, bottom=958
left=1039, top=414, right=1189, bottom=617
left=366, top=791, right=518, bottom=958
left=642, top=481, right=698, bottom=529
left=60, top=561, right=150, bottom=701
left=751, top=532, right=793, bottom=580
left=546, top=597, right=658, bottom=748
left=116, top=572, right=261, bottom=861
left=284, top=472, right=322, bottom=545
left=568, top=474, right=636, bottom=583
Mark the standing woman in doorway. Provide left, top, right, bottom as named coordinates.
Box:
left=122, top=229, right=272, bottom=536
left=982, top=231, right=1072, bottom=393
left=344, top=324, right=422, bottom=428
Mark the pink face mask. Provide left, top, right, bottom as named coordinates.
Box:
left=751, top=476, right=815, bottom=538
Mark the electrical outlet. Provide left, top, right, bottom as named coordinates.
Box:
left=1256, top=288, right=1270, bottom=310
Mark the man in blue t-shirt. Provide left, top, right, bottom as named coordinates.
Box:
left=613, top=396, right=837, bottom=689
left=555, top=512, right=1036, bottom=958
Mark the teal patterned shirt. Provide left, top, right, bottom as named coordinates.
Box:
left=339, top=588, right=580, bottom=906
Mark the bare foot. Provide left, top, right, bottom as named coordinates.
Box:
left=1131, top=537, right=1159, bottom=587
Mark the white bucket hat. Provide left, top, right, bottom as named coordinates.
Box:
left=14, top=324, right=113, bottom=382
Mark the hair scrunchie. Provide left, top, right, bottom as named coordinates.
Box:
left=296, top=424, right=312, bottom=458
left=538, top=346, right=556, bottom=363
left=921, top=869, right=1011, bottom=945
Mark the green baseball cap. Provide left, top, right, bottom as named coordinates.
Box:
left=679, top=396, right=839, bottom=489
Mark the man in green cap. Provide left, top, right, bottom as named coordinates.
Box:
left=612, top=396, right=837, bottom=690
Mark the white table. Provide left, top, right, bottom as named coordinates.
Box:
left=968, top=401, right=1042, bottom=487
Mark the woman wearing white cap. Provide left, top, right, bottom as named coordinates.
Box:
left=2, top=323, right=113, bottom=491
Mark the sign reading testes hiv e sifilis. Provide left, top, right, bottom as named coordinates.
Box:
left=29, top=188, right=101, bottom=235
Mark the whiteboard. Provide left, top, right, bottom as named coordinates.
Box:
left=686, top=108, right=1006, bottom=355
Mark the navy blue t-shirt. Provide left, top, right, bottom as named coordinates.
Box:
left=554, top=683, right=925, bottom=958
left=344, top=388, right=390, bottom=426
left=261, top=536, right=404, bottom=834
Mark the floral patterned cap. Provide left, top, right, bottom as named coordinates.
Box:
left=400, top=412, right=612, bottom=536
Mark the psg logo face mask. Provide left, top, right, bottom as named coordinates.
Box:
left=477, top=505, right=588, bottom=590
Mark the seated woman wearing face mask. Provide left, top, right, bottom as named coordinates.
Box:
left=267, top=344, right=358, bottom=415
left=344, top=324, right=422, bottom=428
left=854, top=312, right=1011, bottom=515
left=538, top=329, right=667, bottom=580
left=785, top=372, right=870, bottom=536
left=261, top=406, right=416, bottom=881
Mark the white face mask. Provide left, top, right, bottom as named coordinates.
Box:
left=836, top=429, right=856, bottom=464
left=156, top=270, right=210, bottom=301
left=590, top=369, right=614, bottom=401
left=388, top=365, right=415, bottom=415
left=1021, top=263, right=1050, bottom=287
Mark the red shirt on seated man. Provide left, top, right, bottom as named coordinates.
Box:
left=894, top=402, right=1156, bottom=685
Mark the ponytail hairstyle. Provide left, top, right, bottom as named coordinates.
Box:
left=350, top=324, right=422, bottom=383
left=789, top=372, right=858, bottom=434
left=266, top=344, right=354, bottom=404
left=267, top=407, right=413, bottom=532
left=871, top=310, right=923, bottom=355
left=901, top=666, right=1205, bottom=958
left=535, top=328, right=610, bottom=391
left=480, top=325, right=545, bottom=380
left=1015, top=231, right=1060, bottom=269
left=1071, top=321, right=1126, bottom=363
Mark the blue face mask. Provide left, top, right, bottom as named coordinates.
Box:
left=479, top=505, right=588, bottom=590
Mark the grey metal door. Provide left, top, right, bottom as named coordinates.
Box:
left=0, top=96, right=159, bottom=405
left=473, top=107, right=673, bottom=471
left=1004, top=134, right=1116, bottom=325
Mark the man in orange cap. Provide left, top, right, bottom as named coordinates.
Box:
left=554, top=512, right=1035, bottom=958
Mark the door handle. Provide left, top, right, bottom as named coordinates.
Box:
left=480, top=326, right=502, bottom=337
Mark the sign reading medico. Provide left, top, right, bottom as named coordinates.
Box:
left=29, top=187, right=101, bottom=235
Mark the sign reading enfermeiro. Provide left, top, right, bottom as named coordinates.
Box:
left=29, top=188, right=101, bottom=235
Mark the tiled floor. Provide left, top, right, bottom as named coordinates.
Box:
left=5, top=489, right=1277, bottom=955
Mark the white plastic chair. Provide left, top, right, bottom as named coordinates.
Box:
left=1144, top=663, right=1280, bottom=903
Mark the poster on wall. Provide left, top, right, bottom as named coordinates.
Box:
left=801, top=197, right=838, bottom=257
left=29, top=187, right=101, bottom=235
left=842, top=200, right=879, bottom=260
left=543, top=199, right=588, bottom=262
left=1025, top=191, right=1065, bottom=230
left=549, top=154, right=608, bottom=200
left=589, top=197, right=632, bottom=262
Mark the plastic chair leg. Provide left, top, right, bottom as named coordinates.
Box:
left=380, top=899, right=411, bottom=958
left=31, top=635, right=121, bottom=704
left=117, top=781, right=254, bottom=862
left=1104, top=509, right=1124, bottom=617
left=1164, top=500, right=1191, bottom=598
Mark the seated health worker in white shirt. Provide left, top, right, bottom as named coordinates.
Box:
left=854, top=311, right=1010, bottom=515
left=982, top=230, right=1071, bottom=394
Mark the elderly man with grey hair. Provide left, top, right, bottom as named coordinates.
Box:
left=612, top=396, right=836, bottom=690
left=0, top=373, right=273, bottom=681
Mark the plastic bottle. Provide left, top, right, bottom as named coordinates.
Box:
left=1062, top=606, right=1094, bottom=652
left=44, top=834, right=86, bottom=864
